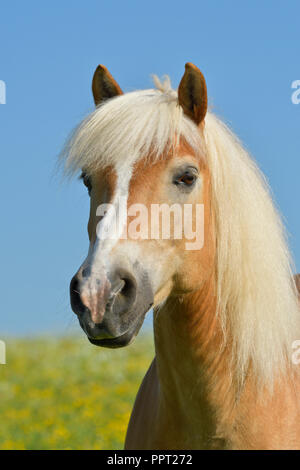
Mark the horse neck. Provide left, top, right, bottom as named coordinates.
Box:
left=153, top=273, right=236, bottom=443
left=153, top=271, right=300, bottom=448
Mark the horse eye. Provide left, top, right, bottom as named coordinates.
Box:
left=80, top=172, right=92, bottom=195
left=173, top=170, right=197, bottom=189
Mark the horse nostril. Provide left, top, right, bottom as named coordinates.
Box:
left=70, top=276, right=79, bottom=297
left=118, top=272, right=137, bottom=307
left=82, top=266, right=91, bottom=278
left=121, top=276, right=136, bottom=299
left=107, top=270, right=137, bottom=314
left=70, top=275, right=86, bottom=315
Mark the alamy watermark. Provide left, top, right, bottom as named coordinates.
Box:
left=0, top=80, right=6, bottom=104
left=291, top=80, right=300, bottom=105
left=0, top=340, right=6, bottom=364
left=96, top=199, right=205, bottom=250
left=292, top=340, right=300, bottom=365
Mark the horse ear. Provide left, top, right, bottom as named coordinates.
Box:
left=92, top=65, right=123, bottom=106
left=178, top=63, right=207, bottom=125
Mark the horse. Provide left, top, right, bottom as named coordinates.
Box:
left=61, top=63, right=300, bottom=449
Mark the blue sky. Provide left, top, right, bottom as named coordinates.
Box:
left=0, top=1, right=299, bottom=335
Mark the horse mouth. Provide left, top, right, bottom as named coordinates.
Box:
left=88, top=332, right=134, bottom=348
left=86, top=316, right=143, bottom=348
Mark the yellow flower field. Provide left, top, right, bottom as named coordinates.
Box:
left=0, top=334, right=154, bottom=450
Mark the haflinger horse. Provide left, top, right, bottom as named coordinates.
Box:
left=61, top=63, right=300, bottom=450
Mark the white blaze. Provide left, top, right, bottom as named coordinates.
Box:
left=84, top=164, right=133, bottom=282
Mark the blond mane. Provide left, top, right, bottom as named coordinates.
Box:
left=204, top=113, right=299, bottom=385
left=60, top=76, right=204, bottom=175
left=61, top=77, right=300, bottom=385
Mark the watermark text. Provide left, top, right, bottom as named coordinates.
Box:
left=291, top=80, right=300, bottom=105
left=96, top=199, right=204, bottom=250
left=0, top=80, right=6, bottom=104
left=292, top=340, right=300, bottom=365
left=0, top=340, right=6, bottom=364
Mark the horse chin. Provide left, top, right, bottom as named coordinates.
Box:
left=86, top=311, right=146, bottom=349
left=88, top=332, right=135, bottom=348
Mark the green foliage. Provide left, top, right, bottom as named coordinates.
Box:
left=0, top=334, right=154, bottom=449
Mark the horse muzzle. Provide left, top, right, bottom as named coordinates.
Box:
left=69, top=265, right=153, bottom=348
